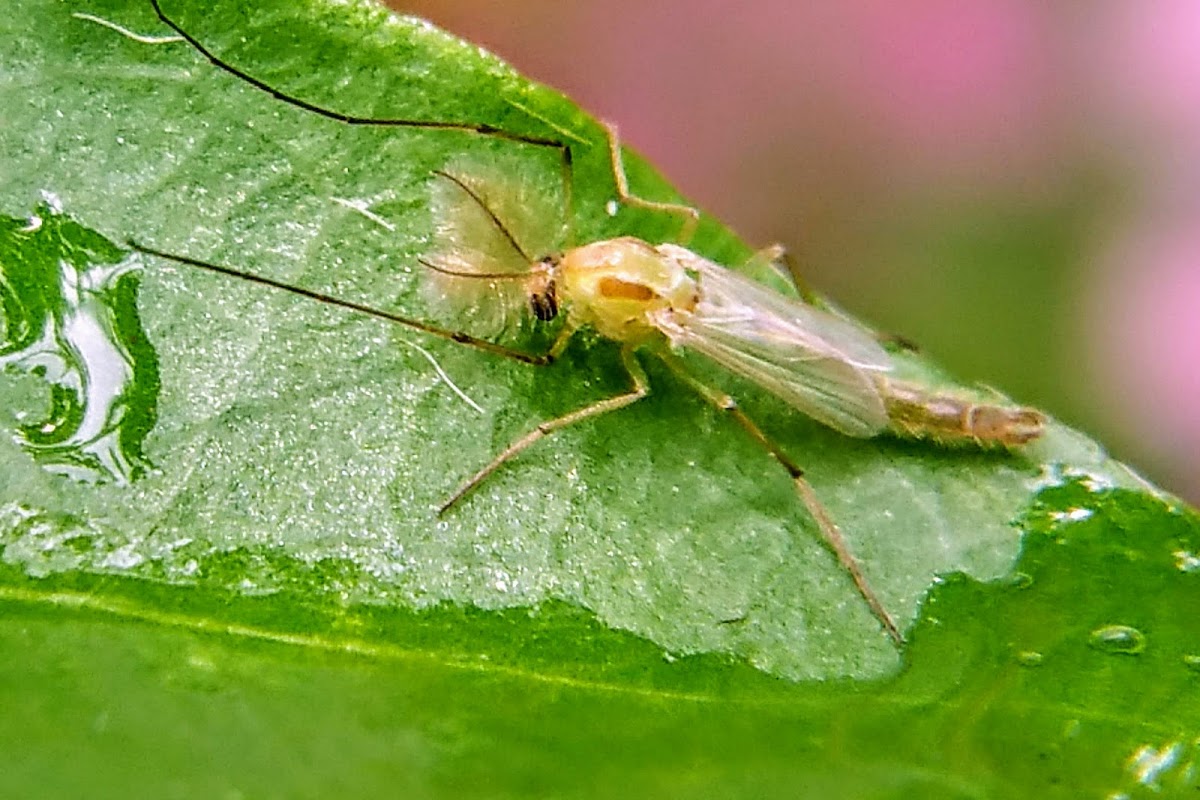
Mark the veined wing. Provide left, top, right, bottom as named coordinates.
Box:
left=654, top=247, right=892, bottom=437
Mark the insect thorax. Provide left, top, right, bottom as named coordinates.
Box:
left=557, top=237, right=699, bottom=343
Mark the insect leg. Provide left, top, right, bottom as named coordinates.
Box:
left=438, top=345, right=650, bottom=514
left=656, top=351, right=903, bottom=645
left=128, top=241, right=557, bottom=366
left=602, top=121, right=701, bottom=244
left=742, top=243, right=821, bottom=306
left=147, top=0, right=572, bottom=188
left=743, top=244, right=920, bottom=351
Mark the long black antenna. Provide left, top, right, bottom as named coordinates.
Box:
left=127, top=240, right=552, bottom=366
left=147, top=0, right=574, bottom=219
left=432, top=169, right=532, bottom=263
left=418, top=259, right=533, bottom=281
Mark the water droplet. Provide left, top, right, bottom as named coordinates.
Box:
left=1174, top=550, right=1200, bottom=573
left=1050, top=507, right=1093, bottom=524
left=0, top=209, right=158, bottom=484
left=1126, top=741, right=1185, bottom=791
left=1017, top=650, right=1044, bottom=667
left=1089, top=624, right=1146, bottom=655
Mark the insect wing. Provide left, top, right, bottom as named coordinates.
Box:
left=659, top=253, right=892, bottom=437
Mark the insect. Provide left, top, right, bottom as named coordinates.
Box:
left=129, top=0, right=1047, bottom=645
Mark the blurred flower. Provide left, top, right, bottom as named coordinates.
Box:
left=1088, top=211, right=1200, bottom=501
left=1083, top=0, right=1200, bottom=501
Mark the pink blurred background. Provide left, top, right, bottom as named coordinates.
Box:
left=391, top=0, right=1200, bottom=504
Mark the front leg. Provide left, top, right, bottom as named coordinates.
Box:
left=743, top=243, right=819, bottom=306
left=602, top=121, right=701, bottom=245
left=438, top=346, right=650, bottom=514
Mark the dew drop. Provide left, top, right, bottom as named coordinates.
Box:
left=1174, top=550, right=1200, bottom=573
left=1088, top=624, right=1146, bottom=655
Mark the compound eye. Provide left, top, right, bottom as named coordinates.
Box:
left=530, top=289, right=558, bottom=322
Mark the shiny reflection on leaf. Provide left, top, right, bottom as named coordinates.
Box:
left=0, top=203, right=159, bottom=483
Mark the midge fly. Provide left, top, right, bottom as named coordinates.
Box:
left=129, top=0, right=1046, bottom=645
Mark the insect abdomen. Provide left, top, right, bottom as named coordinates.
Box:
left=881, top=379, right=1045, bottom=447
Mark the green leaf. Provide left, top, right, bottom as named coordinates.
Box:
left=1, top=0, right=1190, bottom=796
